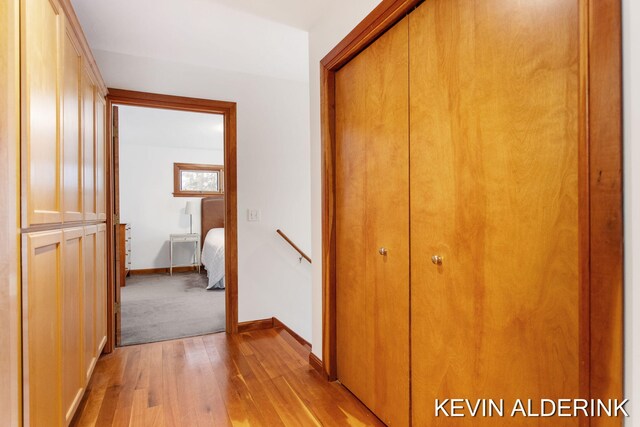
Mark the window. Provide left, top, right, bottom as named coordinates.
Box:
left=173, top=163, right=224, bottom=197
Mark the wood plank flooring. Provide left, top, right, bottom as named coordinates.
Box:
left=71, top=328, right=383, bottom=426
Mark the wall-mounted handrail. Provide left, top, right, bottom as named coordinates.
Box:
left=276, top=229, right=312, bottom=264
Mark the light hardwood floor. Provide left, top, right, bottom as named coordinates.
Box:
left=71, top=328, right=383, bottom=426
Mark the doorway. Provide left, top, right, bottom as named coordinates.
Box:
left=104, top=89, right=238, bottom=351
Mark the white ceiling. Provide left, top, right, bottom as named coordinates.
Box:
left=118, top=105, right=224, bottom=151
left=203, top=0, right=334, bottom=30
left=71, top=0, right=319, bottom=82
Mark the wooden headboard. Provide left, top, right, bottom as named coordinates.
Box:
left=201, top=197, right=225, bottom=243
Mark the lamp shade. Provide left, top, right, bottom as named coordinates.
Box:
left=185, top=201, right=197, bottom=215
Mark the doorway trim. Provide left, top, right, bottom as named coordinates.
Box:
left=320, top=0, right=623, bottom=407
left=104, top=89, right=239, bottom=352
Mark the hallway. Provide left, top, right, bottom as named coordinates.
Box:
left=71, top=328, right=382, bottom=426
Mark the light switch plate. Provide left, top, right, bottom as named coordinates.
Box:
left=247, top=209, right=260, bottom=222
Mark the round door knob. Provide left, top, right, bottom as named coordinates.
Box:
left=378, top=247, right=388, bottom=256
left=431, top=255, right=443, bottom=265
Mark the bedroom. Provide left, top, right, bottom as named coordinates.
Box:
left=116, top=104, right=228, bottom=345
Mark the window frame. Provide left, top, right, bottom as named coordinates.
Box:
left=173, top=162, right=224, bottom=197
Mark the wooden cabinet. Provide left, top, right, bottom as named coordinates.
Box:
left=62, top=28, right=83, bottom=222
left=83, top=225, right=97, bottom=382
left=96, top=95, right=106, bottom=220
left=117, top=223, right=131, bottom=287
left=96, top=224, right=108, bottom=353
left=82, top=68, right=96, bottom=221
left=61, top=228, right=84, bottom=424
left=23, top=227, right=107, bottom=427
left=23, top=231, right=63, bottom=426
left=22, top=0, right=63, bottom=226
left=19, top=1, right=108, bottom=425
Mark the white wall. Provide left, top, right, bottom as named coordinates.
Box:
left=623, top=0, right=639, bottom=424
left=97, top=50, right=313, bottom=339
left=308, top=0, right=382, bottom=358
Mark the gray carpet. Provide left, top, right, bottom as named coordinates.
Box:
left=121, top=272, right=225, bottom=346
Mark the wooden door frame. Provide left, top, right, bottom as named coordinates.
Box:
left=104, top=89, right=239, bottom=352
left=320, top=0, right=623, bottom=409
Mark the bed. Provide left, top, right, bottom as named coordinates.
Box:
left=200, top=197, right=225, bottom=290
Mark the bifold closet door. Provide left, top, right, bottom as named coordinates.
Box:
left=409, top=1, right=581, bottom=425
left=335, top=17, right=410, bottom=427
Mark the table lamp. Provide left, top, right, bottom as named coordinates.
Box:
left=185, top=201, right=197, bottom=234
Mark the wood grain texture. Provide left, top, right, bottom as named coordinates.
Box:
left=335, top=17, right=410, bottom=427
left=106, top=90, right=239, bottom=338
left=95, top=95, right=106, bottom=221
left=62, top=29, right=83, bottom=222
left=71, top=329, right=384, bottom=427
left=96, top=224, right=108, bottom=356
left=21, top=0, right=63, bottom=226
left=201, top=196, right=225, bottom=247
left=409, top=0, right=581, bottom=425
left=82, top=67, right=96, bottom=221
left=57, top=0, right=107, bottom=96
left=0, top=0, right=21, bottom=424
left=588, top=1, right=623, bottom=424
left=84, top=225, right=98, bottom=383
left=321, top=0, right=421, bottom=70
left=105, top=104, right=117, bottom=354
left=320, top=64, right=337, bottom=380
left=273, top=317, right=311, bottom=350
left=62, top=228, right=85, bottom=425
left=237, top=318, right=274, bottom=333
left=23, top=230, right=64, bottom=426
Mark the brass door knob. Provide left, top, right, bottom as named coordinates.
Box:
left=379, top=247, right=388, bottom=256
left=431, top=255, right=443, bottom=265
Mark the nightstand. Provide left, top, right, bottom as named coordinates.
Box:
left=169, top=233, right=201, bottom=276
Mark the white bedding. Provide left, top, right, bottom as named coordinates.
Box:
left=201, top=228, right=225, bottom=289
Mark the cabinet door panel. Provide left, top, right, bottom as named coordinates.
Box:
left=409, top=1, right=580, bottom=425
left=82, top=68, right=96, bottom=221
left=83, top=225, right=97, bottom=381
left=95, top=224, right=107, bottom=354
left=95, top=95, right=106, bottom=220
left=23, top=230, right=63, bottom=426
left=62, top=30, right=82, bottom=222
left=62, top=228, right=84, bottom=424
left=22, top=0, right=63, bottom=225
left=335, top=17, right=410, bottom=427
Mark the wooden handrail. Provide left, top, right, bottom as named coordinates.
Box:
left=276, top=229, right=312, bottom=264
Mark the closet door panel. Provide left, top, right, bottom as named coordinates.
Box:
left=62, top=228, right=84, bottom=424
left=62, top=30, right=83, bottom=222
left=83, top=225, right=97, bottom=381
left=95, top=95, right=106, bottom=221
left=23, top=231, right=63, bottom=426
left=95, top=224, right=107, bottom=354
left=335, top=17, right=410, bottom=427
left=82, top=69, right=96, bottom=221
left=409, top=1, right=580, bottom=425
left=22, top=0, right=63, bottom=225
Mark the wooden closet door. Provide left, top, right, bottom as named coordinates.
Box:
left=83, top=225, right=97, bottom=381
left=95, top=95, right=106, bottom=221
left=62, top=29, right=83, bottom=222
left=409, top=1, right=581, bottom=425
left=95, top=224, right=108, bottom=354
left=22, top=0, right=63, bottom=226
left=82, top=68, right=96, bottom=221
left=23, top=230, right=63, bottom=426
left=335, top=17, right=410, bottom=426
left=62, top=228, right=84, bottom=425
